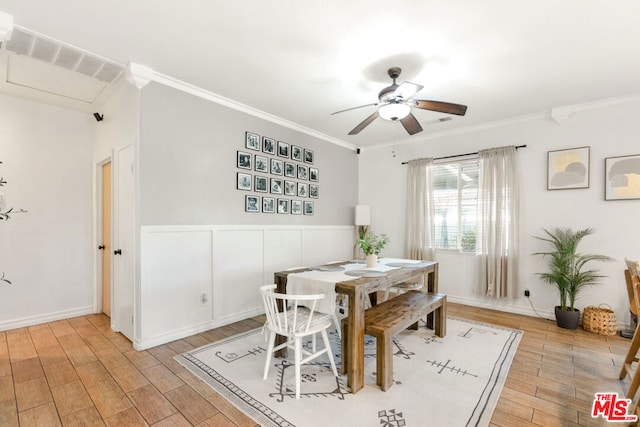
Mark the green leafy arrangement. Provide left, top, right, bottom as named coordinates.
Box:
left=534, top=228, right=612, bottom=311
left=357, top=233, right=390, bottom=256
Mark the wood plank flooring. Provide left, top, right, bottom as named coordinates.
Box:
left=0, top=303, right=632, bottom=426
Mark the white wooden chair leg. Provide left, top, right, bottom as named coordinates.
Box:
left=263, top=330, right=276, bottom=379
left=295, top=337, right=302, bottom=399
left=321, top=329, right=338, bottom=376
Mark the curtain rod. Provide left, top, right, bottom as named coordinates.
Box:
left=401, top=144, right=527, bottom=165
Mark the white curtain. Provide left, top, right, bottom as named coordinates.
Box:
left=404, top=158, right=435, bottom=261
left=476, top=146, right=519, bottom=297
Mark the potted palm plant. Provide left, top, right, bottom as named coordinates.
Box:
left=534, top=228, right=612, bottom=329
left=357, top=233, right=389, bottom=267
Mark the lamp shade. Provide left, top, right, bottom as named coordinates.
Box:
left=354, top=205, right=371, bottom=226
left=378, top=103, right=411, bottom=121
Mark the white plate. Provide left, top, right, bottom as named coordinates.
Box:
left=308, top=265, right=345, bottom=272
left=344, top=270, right=387, bottom=277
left=385, top=262, right=427, bottom=268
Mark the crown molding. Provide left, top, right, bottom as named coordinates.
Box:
left=149, top=71, right=357, bottom=152
left=0, top=11, right=13, bottom=41
left=126, top=62, right=154, bottom=89
left=363, top=92, right=640, bottom=152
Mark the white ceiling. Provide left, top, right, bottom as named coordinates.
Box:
left=1, top=1, right=639, bottom=149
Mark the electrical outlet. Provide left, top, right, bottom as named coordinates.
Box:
left=524, top=290, right=530, bottom=297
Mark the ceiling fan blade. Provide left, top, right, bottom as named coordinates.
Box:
left=331, top=103, right=378, bottom=115
left=414, top=100, right=468, bottom=116
left=348, top=111, right=379, bottom=135
left=400, top=113, right=423, bottom=135
left=393, top=81, right=424, bottom=100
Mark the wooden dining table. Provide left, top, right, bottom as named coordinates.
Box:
left=274, top=259, right=439, bottom=393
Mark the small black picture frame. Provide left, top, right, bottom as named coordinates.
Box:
left=297, top=164, right=308, bottom=180
left=271, top=158, right=283, bottom=175
left=304, top=149, right=314, bottom=164
left=263, top=137, right=276, bottom=154
left=309, top=184, right=319, bottom=198
left=284, top=162, right=296, bottom=178
left=255, top=175, right=268, bottom=193
left=237, top=172, right=252, bottom=191
left=297, top=182, right=308, bottom=198
left=278, top=141, right=290, bottom=158
left=284, top=180, right=296, bottom=196
left=246, top=132, right=260, bottom=151
left=291, top=145, right=303, bottom=162
left=245, top=195, right=259, bottom=212
left=255, top=155, right=268, bottom=173
left=304, top=200, right=314, bottom=215
left=291, top=200, right=302, bottom=215
left=309, top=167, right=319, bottom=182
left=262, top=197, right=275, bottom=213
left=237, top=151, right=252, bottom=169
left=271, top=178, right=283, bottom=194
left=277, top=198, right=290, bottom=214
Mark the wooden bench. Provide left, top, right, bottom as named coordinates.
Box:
left=342, top=291, right=446, bottom=391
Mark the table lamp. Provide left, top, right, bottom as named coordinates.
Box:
left=354, top=205, right=371, bottom=240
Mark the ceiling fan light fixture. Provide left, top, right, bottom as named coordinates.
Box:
left=378, top=103, right=411, bottom=121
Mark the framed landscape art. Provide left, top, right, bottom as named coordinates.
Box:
left=605, top=154, right=640, bottom=200
left=547, top=146, right=590, bottom=190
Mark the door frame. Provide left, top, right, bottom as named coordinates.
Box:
left=94, top=154, right=113, bottom=317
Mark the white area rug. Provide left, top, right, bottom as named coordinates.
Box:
left=176, top=317, right=521, bottom=427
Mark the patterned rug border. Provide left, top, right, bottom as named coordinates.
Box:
left=175, top=316, right=523, bottom=427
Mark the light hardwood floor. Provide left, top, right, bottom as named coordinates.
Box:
left=0, top=303, right=632, bottom=426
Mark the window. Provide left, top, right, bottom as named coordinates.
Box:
left=433, top=159, right=479, bottom=252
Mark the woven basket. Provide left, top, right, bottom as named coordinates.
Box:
left=583, top=304, right=617, bottom=336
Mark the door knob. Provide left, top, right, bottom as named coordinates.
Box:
left=98, top=245, right=105, bottom=250
left=114, top=249, right=122, bottom=255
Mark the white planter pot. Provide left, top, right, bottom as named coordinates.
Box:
left=366, top=254, right=378, bottom=268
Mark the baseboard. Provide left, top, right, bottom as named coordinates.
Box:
left=448, top=295, right=554, bottom=319
left=0, top=305, right=95, bottom=331
left=134, top=307, right=265, bottom=351
left=448, top=295, right=629, bottom=330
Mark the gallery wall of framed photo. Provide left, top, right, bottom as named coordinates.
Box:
left=237, top=131, right=319, bottom=215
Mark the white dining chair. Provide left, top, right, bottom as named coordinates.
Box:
left=259, top=284, right=338, bottom=399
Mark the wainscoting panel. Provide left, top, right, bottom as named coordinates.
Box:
left=301, top=227, right=354, bottom=266
left=213, top=229, right=265, bottom=320
left=263, top=229, right=303, bottom=285
left=139, top=225, right=354, bottom=349
left=140, top=229, right=214, bottom=343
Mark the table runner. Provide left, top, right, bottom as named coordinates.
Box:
left=286, top=258, right=421, bottom=314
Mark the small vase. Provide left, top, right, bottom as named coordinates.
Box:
left=366, top=254, right=378, bottom=268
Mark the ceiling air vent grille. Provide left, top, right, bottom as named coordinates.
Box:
left=1, top=26, right=124, bottom=84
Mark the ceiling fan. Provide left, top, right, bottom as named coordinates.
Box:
left=332, top=67, right=468, bottom=136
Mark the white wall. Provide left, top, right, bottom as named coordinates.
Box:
left=133, top=82, right=360, bottom=348
left=0, top=93, right=95, bottom=328
left=359, top=96, right=640, bottom=326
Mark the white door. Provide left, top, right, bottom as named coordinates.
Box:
left=113, top=145, right=135, bottom=340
